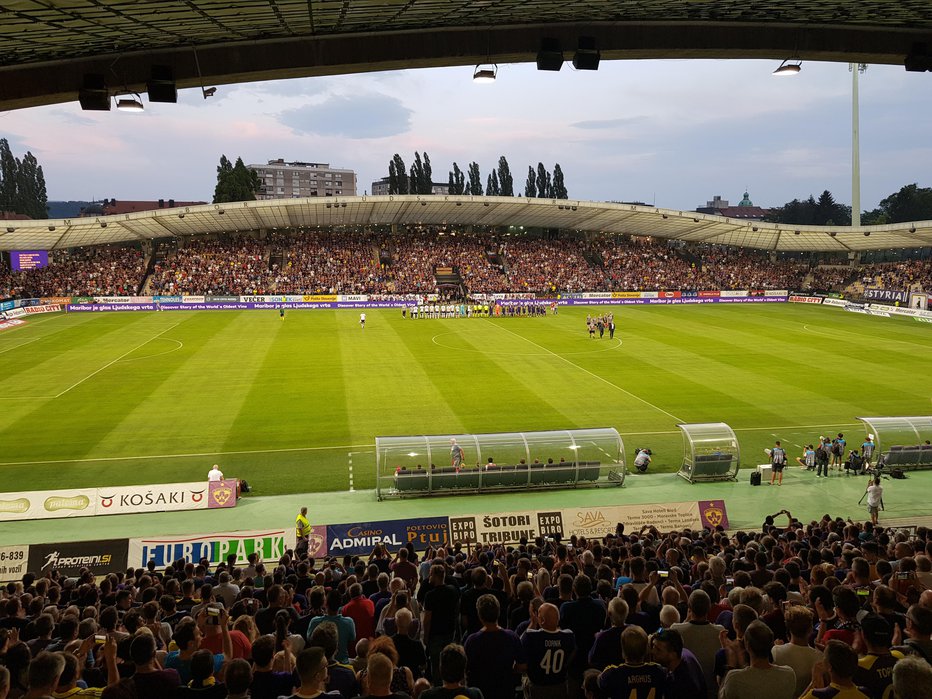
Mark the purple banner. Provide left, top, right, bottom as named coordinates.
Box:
left=698, top=500, right=729, bottom=529
left=67, top=296, right=787, bottom=313
left=10, top=251, right=48, bottom=271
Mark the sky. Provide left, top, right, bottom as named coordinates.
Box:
left=1, top=59, right=931, bottom=212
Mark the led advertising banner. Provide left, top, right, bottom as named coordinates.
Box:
left=10, top=250, right=49, bottom=271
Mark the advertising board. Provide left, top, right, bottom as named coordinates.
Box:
left=127, top=530, right=295, bottom=567
left=326, top=517, right=449, bottom=555
left=0, top=546, right=30, bottom=582
left=28, top=539, right=128, bottom=578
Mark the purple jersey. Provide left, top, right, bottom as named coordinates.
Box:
left=521, top=628, right=576, bottom=686
left=598, top=662, right=670, bottom=699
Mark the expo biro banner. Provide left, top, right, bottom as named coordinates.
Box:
left=127, top=529, right=295, bottom=567
left=326, top=517, right=449, bottom=555
left=28, top=539, right=128, bottom=578
left=0, top=546, right=30, bottom=582
left=448, top=511, right=565, bottom=546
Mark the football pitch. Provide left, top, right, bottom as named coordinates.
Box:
left=1, top=303, right=930, bottom=498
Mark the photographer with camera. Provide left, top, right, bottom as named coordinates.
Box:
left=633, top=448, right=652, bottom=473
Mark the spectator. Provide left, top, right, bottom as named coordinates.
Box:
left=307, top=591, right=356, bottom=664
left=772, top=605, right=823, bottom=699
left=719, top=621, right=796, bottom=699
left=892, top=654, right=932, bottom=699
left=670, top=590, right=724, bottom=698
left=419, top=644, right=482, bottom=699
left=799, top=640, right=869, bottom=699
left=649, top=627, right=707, bottom=697
left=464, top=594, right=526, bottom=699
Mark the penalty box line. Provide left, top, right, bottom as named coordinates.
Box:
left=55, top=322, right=180, bottom=398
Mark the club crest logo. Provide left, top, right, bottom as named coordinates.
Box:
left=702, top=505, right=724, bottom=528
left=210, top=485, right=233, bottom=507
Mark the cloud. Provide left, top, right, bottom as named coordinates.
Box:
left=48, top=109, right=96, bottom=127
left=278, top=93, right=412, bottom=139
left=570, top=116, right=648, bottom=130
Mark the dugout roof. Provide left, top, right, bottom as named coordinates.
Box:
left=3, top=195, right=932, bottom=253
left=2, top=1, right=932, bottom=111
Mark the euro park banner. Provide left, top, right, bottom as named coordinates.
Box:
left=0, top=481, right=236, bottom=522
left=128, top=529, right=296, bottom=567
left=324, top=517, right=450, bottom=556
left=447, top=501, right=729, bottom=546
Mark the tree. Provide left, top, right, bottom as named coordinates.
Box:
left=448, top=162, right=466, bottom=195
left=409, top=152, right=424, bottom=195
left=422, top=152, right=433, bottom=194
left=551, top=163, right=568, bottom=199
left=764, top=190, right=849, bottom=226
left=389, top=160, right=398, bottom=194
left=467, top=162, right=482, bottom=195
left=486, top=170, right=500, bottom=196
left=536, top=162, right=551, bottom=199
left=873, top=183, right=932, bottom=223
left=524, top=166, right=536, bottom=198
left=497, top=156, right=514, bottom=196
left=213, top=155, right=260, bottom=203
left=391, top=154, right=408, bottom=194
left=0, top=139, right=19, bottom=213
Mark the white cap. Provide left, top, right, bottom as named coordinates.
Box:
left=868, top=434, right=874, bottom=440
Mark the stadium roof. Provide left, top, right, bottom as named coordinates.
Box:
left=2, top=1, right=932, bottom=111
left=2, top=195, right=931, bottom=253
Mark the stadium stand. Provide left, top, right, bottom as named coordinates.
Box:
left=2, top=514, right=932, bottom=698
left=3, top=232, right=932, bottom=300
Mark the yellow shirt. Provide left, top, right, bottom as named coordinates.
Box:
left=296, top=513, right=310, bottom=538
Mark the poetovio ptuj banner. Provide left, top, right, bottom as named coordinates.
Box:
left=324, top=517, right=449, bottom=556
left=0, top=480, right=236, bottom=522
left=127, top=529, right=297, bottom=567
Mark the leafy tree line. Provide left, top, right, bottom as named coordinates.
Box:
left=213, top=155, right=261, bottom=203
left=765, top=184, right=932, bottom=226
left=387, top=153, right=567, bottom=198
left=0, top=138, right=48, bottom=219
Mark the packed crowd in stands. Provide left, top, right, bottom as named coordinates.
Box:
left=4, top=231, right=932, bottom=300
left=2, top=514, right=932, bottom=699
left=0, top=246, right=146, bottom=298
left=860, top=261, right=932, bottom=292
left=501, top=238, right=604, bottom=294
left=148, top=236, right=269, bottom=296
left=270, top=232, right=387, bottom=295
left=384, top=233, right=503, bottom=295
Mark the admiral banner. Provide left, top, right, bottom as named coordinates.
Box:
left=128, top=529, right=295, bottom=567
left=0, top=545, right=30, bottom=582
left=326, top=517, right=449, bottom=555
left=28, top=539, right=128, bottom=578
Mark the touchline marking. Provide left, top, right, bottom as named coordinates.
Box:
left=484, top=320, right=684, bottom=423
left=0, top=442, right=374, bottom=467
left=55, top=323, right=180, bottom=397
left=0, top=336, right=40, bottom=355
left=0, top=424, right=867, bottom=467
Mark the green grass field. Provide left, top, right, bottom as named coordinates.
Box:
left=1, top=304, right=930, bottom=497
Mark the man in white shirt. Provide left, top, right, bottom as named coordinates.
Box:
left=772, top=605, right=823, bottom=699
left=866, top=478, right=883, bottom=525
left=360, top=312, right=366, bottom=329
left=671, top=589, right=724, bottom=698
left=208, top=464, right=224, bottom=482
left=719, top=620, right=796, bottom=699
